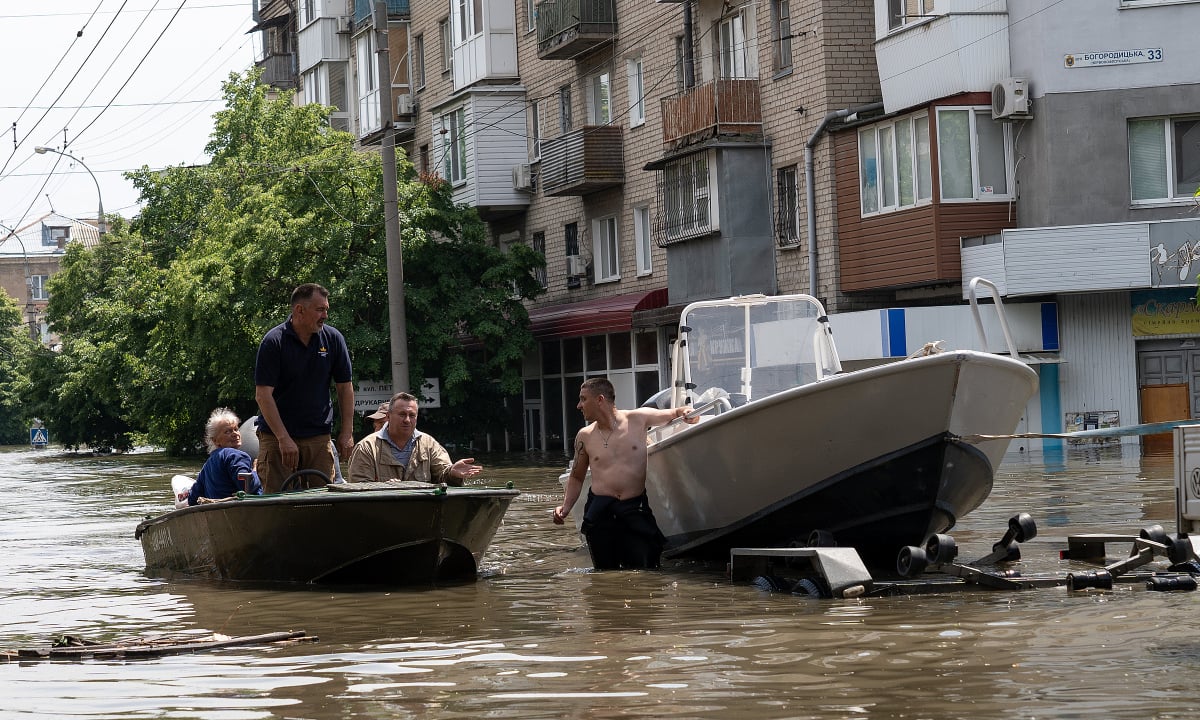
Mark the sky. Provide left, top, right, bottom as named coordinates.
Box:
left=0, top=1, right=258, bottom=234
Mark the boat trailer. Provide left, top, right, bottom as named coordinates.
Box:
left=730, top=424, right=1200, bottom=599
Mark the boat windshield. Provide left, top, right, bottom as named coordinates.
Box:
left=677, top=295, right=840, bottom=406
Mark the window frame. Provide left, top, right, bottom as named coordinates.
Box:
left=776, top=165, right=800, bottom=246
left=355, top=32, right=380, bottom=135
left=627, top=57, right=646, bottom=128
left=1128, top=115, right=1200, bottom=205
left=530, top=99, right=543, bottom=161
left=558, top=85, right=573, bottom=133
left=771, top=0, right=793, bottom=75
left=659, top=150, right=719, bottom=244
left=592, top=215, right=621, bottom=283
left=532, top=230, right=547, bottom=289
left=413, top=33, right=426, bottom=90
left=526, top=0, right=537, bottom=33
left=888, top=0, right=934, bottom=31
left=30, top=274, right=50, bottom=301
left=454, top=0, right=484, bottom=44
left=934, top=106, right=1014, bottom=203
left=440, top=106, right=468, bottom=185
left=717, top=8, right=754, bottom=79
left=439, top=17, right=453, bottom=75
left=858, top=112, right=933, bottom=216
left=633, top=206, right=653, bottom=275
left=586, top=70, right=612, bottom=125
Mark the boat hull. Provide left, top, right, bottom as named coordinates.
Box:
left=135, top=485, right=519, bottom=586
left=646, top=350, right=1037, bottom=566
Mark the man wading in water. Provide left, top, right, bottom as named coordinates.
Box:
left=553, top=377, right=696, bottom=569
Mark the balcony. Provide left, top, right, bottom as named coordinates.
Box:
left=660, top=79, right=762, bottom=149
left=354, top=0, right=409, bottom=23
left=536, top=0, right=616, bottom=60
left=539, top=125, right=623, bottom=197
left=255, top=53, right=296, bottom=89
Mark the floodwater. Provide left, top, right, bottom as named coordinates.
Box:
left=2, top=444, right=1199, bottom=719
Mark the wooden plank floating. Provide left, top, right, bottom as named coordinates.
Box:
left=2, top=630, right=315, bottom=662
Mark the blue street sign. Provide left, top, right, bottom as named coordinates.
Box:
left=30, top=427, right=48, bottom=446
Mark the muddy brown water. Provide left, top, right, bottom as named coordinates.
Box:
left=2, top=445, right=1198, bottom=719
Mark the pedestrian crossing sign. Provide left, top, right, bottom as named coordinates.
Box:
left=30, top=427, right=48, bottom=446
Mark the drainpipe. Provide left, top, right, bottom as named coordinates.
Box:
left=804, top=101, right=884, bottom=296
left=682, top=0, right=695, bottom=88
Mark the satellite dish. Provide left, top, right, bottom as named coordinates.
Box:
left=240, top=415, right=259, bottom=459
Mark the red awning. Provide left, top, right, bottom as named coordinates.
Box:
left=528, top=289, right=668, bottom=340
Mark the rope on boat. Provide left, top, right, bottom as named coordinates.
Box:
left=956, top=419, right=1198, bottom=444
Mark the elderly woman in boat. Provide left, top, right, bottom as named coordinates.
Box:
left=187, top=408, right=263, bottom=505
left=348, top=391, right=481, bottom=485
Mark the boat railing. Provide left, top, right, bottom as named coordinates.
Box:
left=967, top=277, right=1020, bottom=358
left=647, top=396, right=730, bottom=444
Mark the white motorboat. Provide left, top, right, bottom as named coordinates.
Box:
left=566, top=279, right=1039, bottom=570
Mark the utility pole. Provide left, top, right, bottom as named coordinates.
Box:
left=374, top=1, right=410, bottom=393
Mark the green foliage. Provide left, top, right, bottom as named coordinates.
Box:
left=0, top=290, right=40, bottom=444
left=28, top=70, right=544, bottom=453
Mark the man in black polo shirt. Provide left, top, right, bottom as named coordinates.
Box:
left=254, top=283, right=355, bottom=493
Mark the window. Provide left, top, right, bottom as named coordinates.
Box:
left=627, top=58, right=645, bottom=128
left=41, top=225, right=68, bottom=247
left=564, top=225, right=578, bottom=259
left=300, top=0, right=315, bottom=26
left=771, top=0, right=793, bottom=73
left=558, top=85, right=573, bottom=133
left=356, top=32, right=380, bottom=134
left=593, top=216, right=620, bottom=282
left=440, top=107, right=467, bottom=183
left=419, top=144, right=430, bottom=175
left=31, top=275, right=49, bottom=301
left=1129, top=117, right=1200, bottom=203
left=455, top=0, right=483, bottom=43
left=530, top=99, right=543, bottom=160
left=660, top=152, right=716, bottom=243
left=717, top=9, right=753, bottom=79
left=532, top=231, right=547, bottom=289
left=587, top=71, right=612, bottom=125
left=859, top=113, right=933, bottom=214
left=936, top=108, right=1012, bottom=201
left=889, top=0, right=934, bottom=30
left=634, top=206, right=652, bottom=275
left=674, top=37, right=686, bottom=94
left=439, top=18, right=453, bottom=74
left=526, top=0, right=536, bottom=32
left=413, top=34, right=426, bottom=90
left=776, top=166, right=800, bottom=246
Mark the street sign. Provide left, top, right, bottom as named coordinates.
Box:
left=354, top=378, right=442, bottom=412
left=30, top=427, right=48, bottom=446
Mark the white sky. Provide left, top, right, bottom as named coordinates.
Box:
left=0, top=1, right=257, bottom=233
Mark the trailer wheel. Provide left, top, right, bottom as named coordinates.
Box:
left=925, top=534, right=958, bottom=564
left=1140, top=524, right=1168, bottom=545
left=792, top=577, right=829, bottom=598
left=1009, top=513, right=1037, bottom=543
left=897, top=545, right=928, bottom=577
left=1168, top=536, right=1193, bottom=564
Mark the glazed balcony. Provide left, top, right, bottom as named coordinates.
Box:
left=539, top=125, right=624, bottom=197
left=536, top=0, right=617, bottom=60
left=354, top=0, right=409, bottom=23
left=661, top=79, right=762, bottom=149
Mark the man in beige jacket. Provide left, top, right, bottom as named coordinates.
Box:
left=348, top=392, right=481, bottom=485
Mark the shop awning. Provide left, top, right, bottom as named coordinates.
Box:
left=528, top=289, right=669, bottom=340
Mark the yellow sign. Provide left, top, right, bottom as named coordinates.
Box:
left=1132, top=291, right=1200, bottom=336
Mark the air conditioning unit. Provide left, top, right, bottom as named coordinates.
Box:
left=566, top=254, right=586, bottom=277
left=336, top=16, right=352, bottom=33
left=992, top=77, right=1031, bottom=120
left=396, top=93, right=414, bottom=116
left=512, top=163, right=534, bottom=192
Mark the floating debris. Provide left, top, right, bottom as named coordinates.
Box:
left=2, top=630, right=315, bottom=662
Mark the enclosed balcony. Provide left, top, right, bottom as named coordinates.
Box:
left=354, top=0, right=409, bottom=23
left=661, top=79, right=762, bottom=149
left=536, top=0, right=617, bottom=60
left=539, top=125, right=624, bottom=197
left=255, top=53, right=296, bottom=89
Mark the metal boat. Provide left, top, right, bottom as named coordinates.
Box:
left=568, top=278, right=1039, bottom=569
left=135, top=481, right=519, bottom=585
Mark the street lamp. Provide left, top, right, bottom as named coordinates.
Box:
left=33, top=146, right=106, bottom=236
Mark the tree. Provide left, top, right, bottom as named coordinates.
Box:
left=0, top=290, right=39, bottom=444
left=28, top=70, right=543, bottom=453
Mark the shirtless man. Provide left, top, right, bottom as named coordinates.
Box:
left=553, top=377, right=696, bottom=569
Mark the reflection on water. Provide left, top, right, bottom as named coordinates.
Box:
left=2, top=445, right=1200, bottom=719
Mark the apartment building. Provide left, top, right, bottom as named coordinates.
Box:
left=845, top=0, right=1200, bottom=452
left=0, top=214, right=101, bottom=345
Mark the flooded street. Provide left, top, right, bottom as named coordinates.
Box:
left=2, top=445, right=1199, bottom=719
